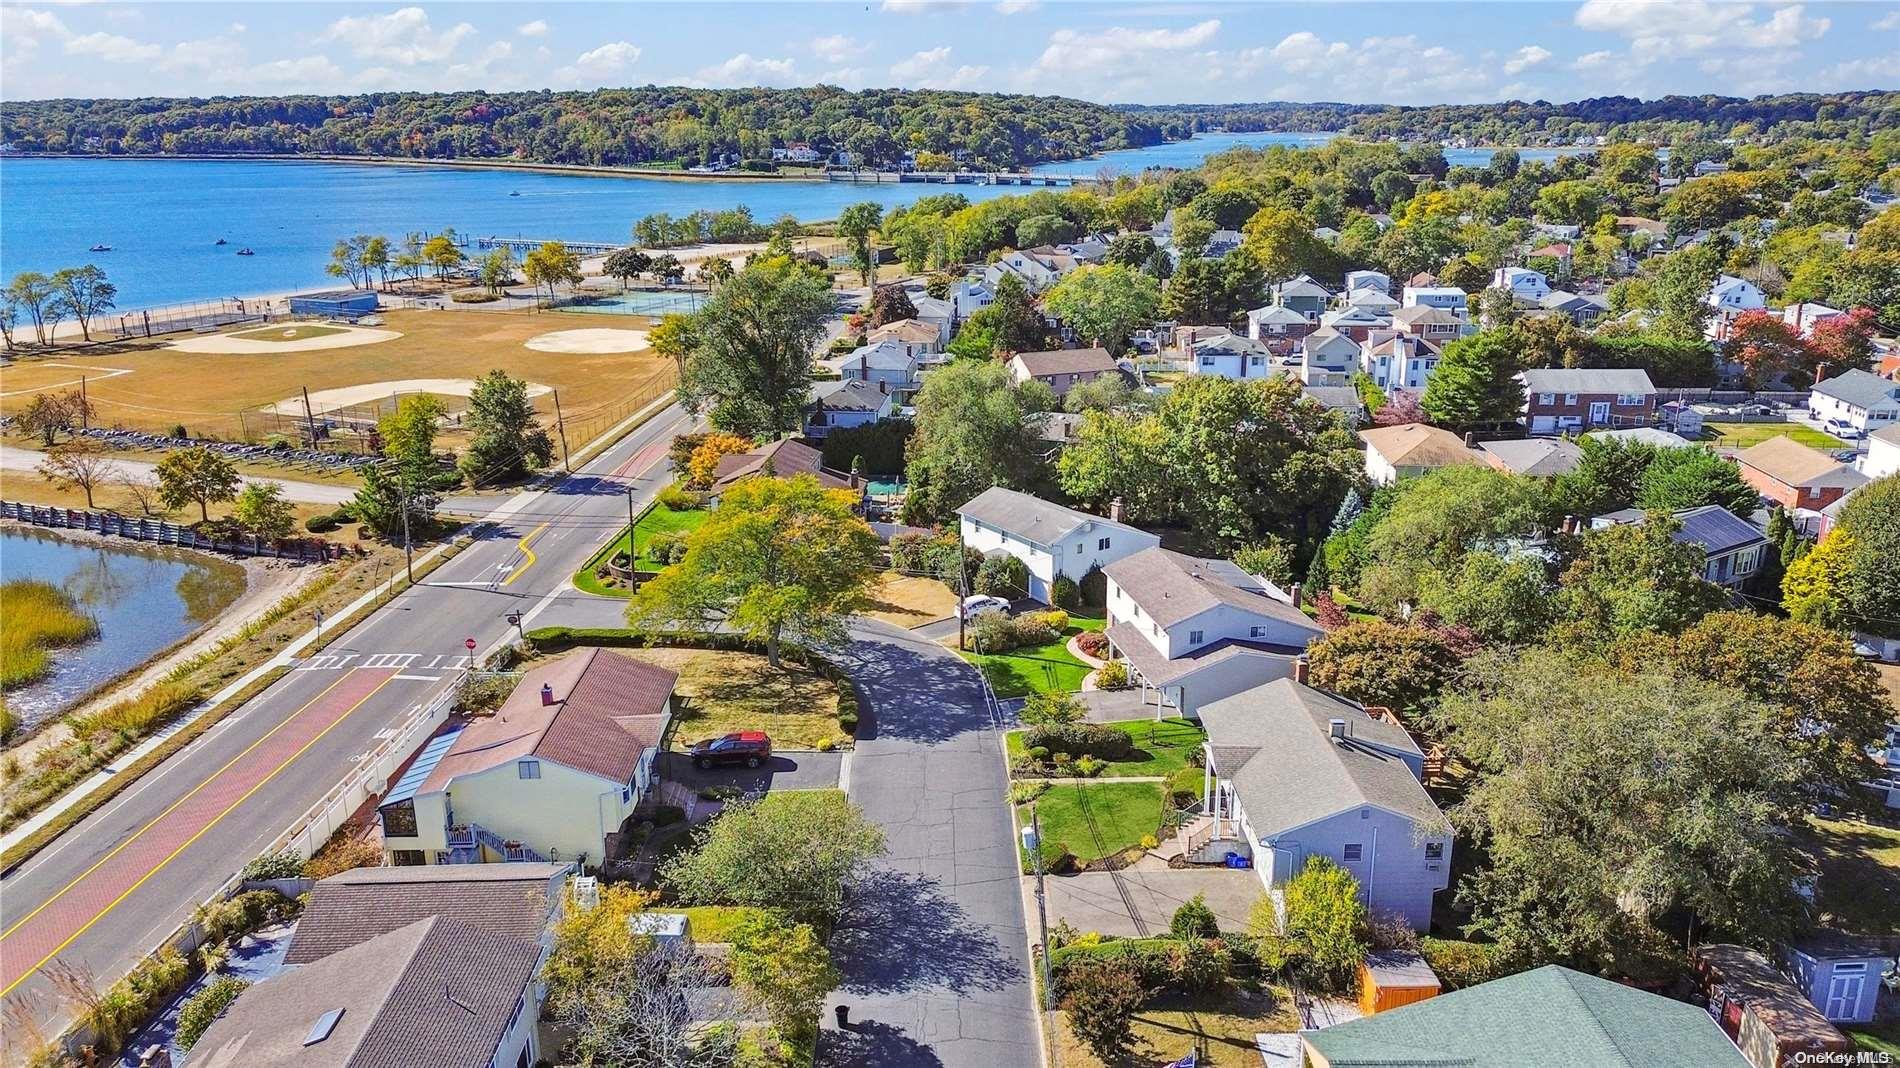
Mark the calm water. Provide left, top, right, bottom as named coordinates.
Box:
left=0, top=528, right=245, bottom=729
left=0, top=132, right=1586, bottom=309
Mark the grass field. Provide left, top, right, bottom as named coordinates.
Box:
left=0, top=580, right=99, bottom=690
left=1704, top=421, right=1845, bottom=449
left=604, top=647, right=845, bottom=751
left=959, top=615, right=1106, bottom=697
left=1850, top=1022, right=1900, bottom=1058
left=573, top=502, right=710, bottom=597
left=0, top=473, right=357, bottom=542
left=227, top=324, right=349, bottom=342
left=859, top=573, right=959, bottom=628
left=1053, top=985, right=1299, bottom=1067
left=1797, top=815, right=1900, bottom=936
left=1007, top=718, right=1207, bottom=778
left=0, top=308, right=674, bottom=446
left=1020, top=782, right=1166, bottom=867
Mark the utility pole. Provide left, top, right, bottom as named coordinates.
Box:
left=956, top=518, right=968, bottom=651
left=1021, top=809, right=1055, bottom=1012
left=300, top=385, right=320, bottom=450
left=626, top=483, right=637, bottom=547
left=551, top=389, right=572, bottom=473
left=397, top=465, right=414, bottom=583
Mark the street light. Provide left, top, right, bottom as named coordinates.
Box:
left=1022, top=810, right=1055, bottom=1012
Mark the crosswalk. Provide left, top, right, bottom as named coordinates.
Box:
left=292, top=651, right=474, bottom=673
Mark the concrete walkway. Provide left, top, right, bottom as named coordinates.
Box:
left=821, top=619, right=1038, bottom=1068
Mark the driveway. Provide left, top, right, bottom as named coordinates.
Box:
left=659, top=750, right=842, bottom=794
left=820, top=619, right=1038, bottom=1068
left=1032, top=868, right=1264, bottom=940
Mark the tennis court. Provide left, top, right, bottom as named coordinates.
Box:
left=555, top=289, right=708, bottom=316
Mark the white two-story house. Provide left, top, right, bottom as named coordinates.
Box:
left=1707, top=274, right=1767, bottom=313
left=957, top=487, right=1160, bottom=604
left=1187, top=332, right=1275, bottom=379
left=1190, top=678, right=1452, bottom=929
left=1809, top=369, right=1900, bottom=436
left=804, top=378, right=894, bottom=440
left=1102, top=548, right=1325, bottom=719
left=835, top=339, right=920, bottom=397
left=1343, top=269, right=1392, bottom=296
left=1400, top=285, right=1470, bottom=319
left=1359, top=334, right=1441, bottom=394
left=1489, top=266, right=1551, bottom=302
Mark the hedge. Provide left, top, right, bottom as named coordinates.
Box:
left=525, top=627, right=862, bottom=735
left=1419, top=937, right=1511, bottom=991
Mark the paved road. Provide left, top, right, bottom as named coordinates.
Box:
left=0, top=443, right=356, bottom=506
left=817, top=620, right=1039, bottom=1068
left=0, top=401, right=695, bottom=1044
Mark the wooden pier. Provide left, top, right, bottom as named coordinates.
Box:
left=476, top=236, right=625, bottom=255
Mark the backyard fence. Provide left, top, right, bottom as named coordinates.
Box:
left=106, top=296, right=281, bottom=339
left=0, top=501, right=356, bottom=562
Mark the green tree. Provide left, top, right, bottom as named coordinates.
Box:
left=1018, top=691, right=1086, bottom=728
left=1017, top=212, right=1079, bottom=248
left=1171, top=893, right=1221, bottom=939
left=697, top=254, right=734, bottom=288
left=36, top=438, right=112, bottom=508
left=1555, top=517, right=1727, bottom=645
left=647, top=311, right=699, bottom=381
left=1060, top=957, right=1146, bottom=1060
left=1041, top=264, right=1160, bottom=355
left=476, top=247, right=515, bottom=294
left=900, top=359, right=1048, bottom=525
left=1420, top=329, right=1525, bottom=430
left=360, top=235, right=390, bottom=289
left=378, top=393, right=444, bottom=472
left=728, top=914, right=840, bottom=1046
left=49, top=264, right=115, bottom=341
left=1104, top=232, right=1157, bottom=269
left=1633, top=446, right=1756, bottom=517
left=1416, top=550, right=1555, bottom=645
left=155, top=447, right=240, bottom=522
left=660, top=790, right=887, bottom=923
left=1358, top=465, right=1550, bottom=610
left=1232, top=536, right=1296, bottom=586
left=521, top=240, right=582, bottom=304
left=986, top=272, right=1049, bottom=354
left=348, top=460, right=438, bottom=540
left=8, top=271, right=58, bottom=345
left=1306, top=619, right=1465, bottom=711
left=231, top=481, right=295, bottom=540
left=1649, top=245, right=1719, bottom=341
left=543, top=883, right=649, bottom=1023
left=1553, top=434, right=1658, bottom=517
left=603, top=246, right=652, bottom=290
left=1783, top=529, right=1853, bottom=628
left=677, top=257, right=833, bottom=436
left=1240, top=206, right=1329, bottom=284
left=458, top=369, right=553, bottom=485
left=1252, top=857, right=1370, bottom=994
left=422, top=231, right=465, bottom=279
left=1832, top=475, right=1900, bottom=637
left=837, top=201, right=883, bottom=286
left=629, top=475, right=879, bottom=667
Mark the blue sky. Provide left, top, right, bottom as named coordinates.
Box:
left=2, top=2, right=1896, bottom=105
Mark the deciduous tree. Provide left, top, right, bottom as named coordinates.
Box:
left=900, top=359, right=1048, bottom=525
left=231, top=481, right=295, bottom=540
left=727, top=914, right=839, bottom=1046
left=837, top=201, right=883, bottom=286
left=1041, top=264, right=1159, bottom=355
left=1306, top=619, right=1466, bottom=712
left=1554, top=517, right=1726, bottom=645
left=660, top=790, right=887, bottom=923
left=155, top=447, right=240, bottom=523
left=49, top=265, right=115, bottom=341
left=1633, top=446, right=1756, bottom=517
left=36, top=438, right=112, bottom=508
left=458, top=369, right=553, bottom=485
left=677, top=257, right=833, bottom=436
left=1252, top=857, right=1370, bottom=994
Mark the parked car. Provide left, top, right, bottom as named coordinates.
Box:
left=690, top=731, right=772, bottom=769
left=1824, top=418, right=1864, bottom=439
left=959, top=594, right=1010, bottom=620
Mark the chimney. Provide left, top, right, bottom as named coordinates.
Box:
left=1463, top=431, right=1476, bottom=448
left=1815, top=362, right=1827, bottom=386
left=1294, top=657, right=1310, bottom=686
left=1328, top=717, right=1347, bottom=740
left=878, top=379, right=888, bottom=395
left=540, top=683, right=555, bottom=706
left=1289, top=581, right=1303, bottom=607
left=1109, top=496, right=1125, bottom=523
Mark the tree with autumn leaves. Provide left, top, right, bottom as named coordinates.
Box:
left=1723, top=305, right=1879, bottom=388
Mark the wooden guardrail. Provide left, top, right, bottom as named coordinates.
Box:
left=1, top=500, right=356, bottom=562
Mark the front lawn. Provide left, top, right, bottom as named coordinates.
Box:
left=1704, top=421, right=1845, bottom=449
left=1849, top=1021, right=1900, bottom=1058
left=959, top=614, right=1105, bottom=698
left=1019, top=782, right=1165, bottom=870
left=1006, top=718, right=1207, bottom=779
left=605, top=647, right=846, bottom=751
left=650, top=905, right=774, bottom=944
left=1053, top=984, right=1300, bottom=1066
left=859, top=572, right=959, bottom=628
left=574, top=502, right=709, bottom=597
left=1795, top=815, right=1900, bottom=936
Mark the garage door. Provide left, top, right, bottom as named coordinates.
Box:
left=1530, top=415, right=1557, bottom=434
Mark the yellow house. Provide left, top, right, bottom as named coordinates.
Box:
left=380, top=648, right=675, bottom=868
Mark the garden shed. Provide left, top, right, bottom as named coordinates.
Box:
left=1784, top=933, right=1892, bottom=1025
left=1694, top=943, right=1855, bottom=1068
left=288, top=288, right=378, bottom=317
left=1359, top=949, right=1441, bottom=1016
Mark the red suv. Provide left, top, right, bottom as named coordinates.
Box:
left=690, top=731, right=773, bottom=769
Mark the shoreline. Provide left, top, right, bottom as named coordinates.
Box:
left=1, top=151, right=828, bottom=183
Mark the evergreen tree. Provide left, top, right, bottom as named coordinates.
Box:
left=1420, top=329, right=1524, bottom=430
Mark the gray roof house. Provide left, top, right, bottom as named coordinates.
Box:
left=1589, top=504, right=1769, bottom=589
left=1809, top=368, right=1900, bottom=433
left=1190, top=679, right=1450, bottom=928
left=1478, top=437, right=1583, bottom=477
left=1102, top=549, right=1324, bottom=720
left=1303, top=964, right=1750, bottom=1067
left=284, top=863, right=567, bottom=965
left=957, top=487, right=1159, bottom=604
left=804, top=378, right=894, bottom=439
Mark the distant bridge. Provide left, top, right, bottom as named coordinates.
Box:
left=824, top=169, right=1092, bottom=187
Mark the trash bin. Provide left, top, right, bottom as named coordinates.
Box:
left=835, top=1005, right=850, bottom=1029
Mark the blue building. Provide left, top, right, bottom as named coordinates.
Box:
left=288, top=289, right=378, bottom=317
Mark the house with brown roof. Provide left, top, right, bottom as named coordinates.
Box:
left=1695, top=944, right=1857, bottom=1068
left=1358, top=424, right=1479, bottom=485
left=1734, top=435, right=1869, bottom=512
left=378, top=648, right=675, bottom=868
left=285, top=864, right=569, bottom=965
left=709, top=438, right=863, bottom=502
left=1103, top=548, right=1325, bottom=719
left=866, top=316, right=946, bottom=357
left=1006, top=347, right=1119, bottom=397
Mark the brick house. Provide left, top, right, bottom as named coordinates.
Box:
left=1519, top=368, right=1656, bottom=434
left=1734, top=435, right=1870, bottom=512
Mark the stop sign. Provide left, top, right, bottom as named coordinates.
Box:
left=465, top=638, right=477, bottom=650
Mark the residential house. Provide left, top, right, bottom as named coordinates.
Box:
left=1781, top=301, right=1845, bottom=338
left=189, top=916, right=547, bottom=1068
left=285, top=864, right=567, bottom=966
left=378, top=649, right=675, bottom=868
left=1189, top=679, right=1449, bottom=927
left=1007, top=347, right=1119, bottom=398
left=1538, top=289, right=1609, bottom=326
left=1616, top=215, right=1670, bottom=251
left=1171, top=323, right=1233, bottom=352
left=1533, top=222, right=1582, bottom=241
left=1391, top=304, right=1468, bottom=344
left=951, top=277, right=993, bottom=319
left=1520, top=368, right=1656, bottom=434
left=1187, top=333, right=1275, bottom=379
left=1478, top=437, right=1583, bottom=477
left=1358, top=423, right=1478, bottom=485
left=1403, top=270, right=1439, bottom=289
left=1304, top=965, right=1751, bottom=1068
left=1035, top=411, right=1086, bottom=457
left=1489, top=266, right=1551, bottom=302
left=1862, top=424, right=1900, bottom=478
left=1527, top=242, right=1573, bottom=273
left=906, top=293, right=956, bottom=338
left=710, top=438, right=862, bottom=499
left=1400, top=285, right=1470, bottom=319
left=1707, top=274, right=1767, bottom=313
left=1589, top=504, right=1768, bottom=589
left=1102, top=551, right=1324, bottom=719
left=1272, top=274, right=1332, bottom=323
left=984, top=247, right=1071, bottom=293
left=867, top=316, right=946, bottom=358
left=804, top=379, right=893, bottom=440
left=1587, top=425, right=1700, bottom=450
left=1359, top=334, right=1441, bottom=394
left=1345, top=288, right=1401, bottom=314
left=1695, top=159, right=1731, bottom=177
left=1809, top=368, right=1900, bottom=436
left=957, top=487, right=1159, bottom=604
left=1735, top=435, right=1869, bottom=511
left=1312, top=225, right=1342, bottom=243
left=1343, top=269, right=1392, bottom=296
left=1323, top=304, right=1394, bottom=342
left=1696, top=944, right=1857, bottom=1068
left=1300, top=327, right=1363, bottom=386
left=1301, top=383, right=1369, bottom=427
left=1245, top=303, right=1317, bottom=352
left=835, top=339, right=919, bottom=396
left=771, top=142, right=822, bottom=163
left=1784, top=934, right=1891, bottom=1025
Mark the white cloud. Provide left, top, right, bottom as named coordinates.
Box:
left=818, top=66, right=870, bottom=88
left=996, top=0, right=1040, bottom=13
left=1574, top=0, right=1828, bottom=63
left=1503, top=44, right=1552, bottom=75
left=1877, top=10, right=1900, bottom=30
left=64, top=31, right=161, bottom=63
left=810, top=34, right=867, bottom=63
left=318, top=7, right=475, bottom=66
left=891, top=45, right=989, bottom=88
left=228, top=22, right=245, bottom=34
left=1253, top=32, right=1492, bottom=103
left=1572, top=49, right=1616, bottom=70
left=241, top=54, right=346, bottom=88
left=159, top=33, right=246, bottom=74
left=570, top=40, right=641, bottom=73
left=697, top=52, right=798, bottom=86
left=880, top=0, right=967, bottom=12
left=1, top=6, right=71, bottom=56
left=1268, top=30, right=1349, bottom=74
left=517, top=19, right=548, bottom=38
left=1026, top=18, right=1220, bottom=77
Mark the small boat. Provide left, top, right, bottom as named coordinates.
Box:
left=215, top=238, right=227, bottom=246
left=235, top=248, right=255, bottom=256
left=509, top=191, right=521, bottom=197
left=89, top=244, right=112, bottom=252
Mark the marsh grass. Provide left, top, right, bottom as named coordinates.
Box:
left=0, top=579, right=100, bottom=689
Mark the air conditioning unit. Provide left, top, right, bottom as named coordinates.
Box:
left=1425, top=861, right=1442, bottom=871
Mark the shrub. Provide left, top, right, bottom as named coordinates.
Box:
left=1051, top=574, right=1081, bottom=611
left=1076, top=630, right=1109, bottom=657
left=304, top=513, right=340, bottom=534
left=303, top=833, right=381, bottom=880
left=1079, top=564, right=1107, bottom=608
left=1011, top=781, right=1050, bottom=804
left=1170, top=893, right=1220, bottom=940
left=1139, top=833, right=1159, bottom=851
left=1027, top=609, right=1069, bottom=633
left=657, top=482, right=703, bottom=511
left=815, top=736, right=836, bottom=752
left=1025, top=836, right=1075, bottom=874
left=194, top=889, right=301, bottom=950
left=1094, top=661, right=1130, bottom=689
left=1074, top=755, right=1106, bottom=777
left=1420, top=937, right=1510, bottom=991
left=1025, top=745, right=1051, bottom=762
left=83, top=947, right=190, bottom=1056
left=239, top=850, right=304, bottom=881
left=176, top=976, right=250, bottom=1051
left=653, top=804, right=687, bottom=826
left=1059, top=956, right=1147, bottom=1060
left=1167, top=937, right=1234, bottom=992
left=1026, top=721, right=1125, bottom=759
left=450, top=288, right=498, bottom=303
left=974, top=554, right=1029, bottom=598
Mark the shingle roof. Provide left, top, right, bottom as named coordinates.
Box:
left=812, top=379, right=890, bottom=413
left=1304, top=964, right=1751, bottom=1067
left=1104, top=621, right=1306, bottom=686
left=867, top=318, right=940, bottom=345
left=1357, top=424, right=1476, bottom=469
left=712, top=438, right=855, bottom=492
left=1198, top=679, right=1440, bottom=838
left=1586, top=427, right=1698, bottom=449
left=1813, top=368, right=1900, bottom=409
left=285, top=864, right=564, bottom=965
left=1478, top=437, right=1583, bottom=476
left=1392, top=304, right=1464, bottom=326
left=842, top=339, right=917, bottom=371
left=1302, top=385, right=1367, bottom=414
left=1010, top=347, right=1117, bottom=377
left=1276, top=274, right=1331, bottom=298
left=1736, top=435, right=1869, bottom=490
left=1520, top=367, right=1655, bottom=395
left=957, top=486, right=1149, bottom=547
left=1248, top=304, right=1311, bottom=325
left=190, top=917, right=541, bottom=1068
left=1191, top=333, right=1270, bottom=356
left=1322, top=305, right=1393, bottom=328
left=1102, top=548, right=1321, bottom=633
left=421, top=648, right=674, bottom=792
left=1695, top=945, right=1853, bottom=1057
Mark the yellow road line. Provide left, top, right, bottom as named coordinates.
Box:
left=501, top=522, right=550, bottom=587
left=0, top=672, right=396, bottom=996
